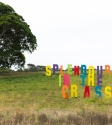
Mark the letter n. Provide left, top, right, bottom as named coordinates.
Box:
left=63, top=74, right=70, bottom=87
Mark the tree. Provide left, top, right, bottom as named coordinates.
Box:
left=0, top=2, right=37, bottom=68
left=27, top=63, right=36, bottom=71
left=37, top=65, right=46, bottom=71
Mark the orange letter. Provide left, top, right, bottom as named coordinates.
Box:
left=60, top=65, right=63, bottom=76
left=62, top=85, right=68, bottom=99
left=105, top=65, right=110, bottom=75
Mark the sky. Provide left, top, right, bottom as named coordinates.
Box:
left=1, top=0, right=112, bottom=70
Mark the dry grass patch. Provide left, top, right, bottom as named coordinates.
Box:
left=0, top=109, right=111, bottom=125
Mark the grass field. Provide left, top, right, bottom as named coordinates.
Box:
left=0, top=70, right=112, bottom=124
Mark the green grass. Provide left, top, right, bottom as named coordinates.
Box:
left=0, top=70, right=112, bottom=113
left=0, top=70, right=112, bottom=124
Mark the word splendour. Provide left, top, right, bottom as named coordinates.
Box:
left=46, top=64, right=111, bottom=99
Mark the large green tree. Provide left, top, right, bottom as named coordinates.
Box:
left=0, top=2, right=37, bottom=68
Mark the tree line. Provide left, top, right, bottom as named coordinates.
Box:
left=17, top=63, right=46, bottom=72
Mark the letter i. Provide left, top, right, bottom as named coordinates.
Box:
left=59, top=74, right=62, bottom=87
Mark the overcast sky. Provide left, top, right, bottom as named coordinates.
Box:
left=1, top=0, right=112, bottom=70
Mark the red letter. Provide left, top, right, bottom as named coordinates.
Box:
left=84, top=86, right=90, bottom=98
left=74, top=66, right=79, bottom=75
left=63, top=74, right=70, bottom=87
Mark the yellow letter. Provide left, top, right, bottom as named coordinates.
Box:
left=88, top=66, right=94, bottom=86
left=105, top=86, right=111, bottom=98
left=46, top=65, right=51, bottom=76
left=71, top=84, right=78, bottom=97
